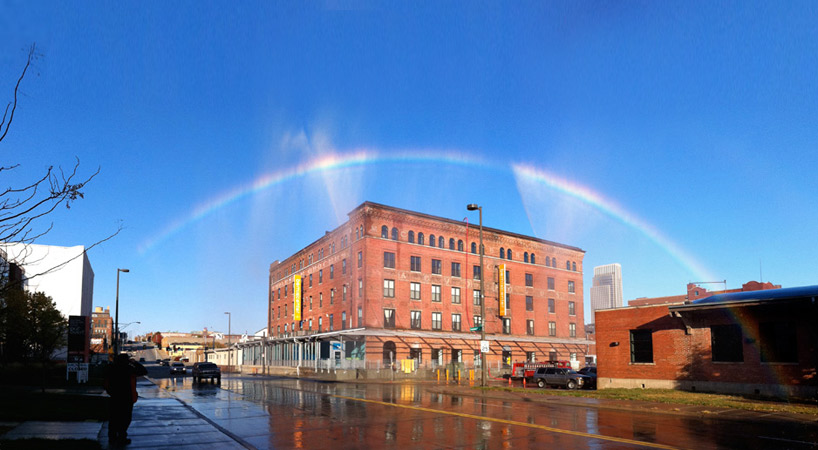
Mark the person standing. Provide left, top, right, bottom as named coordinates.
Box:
left=104, top=354, right=147, bottom=445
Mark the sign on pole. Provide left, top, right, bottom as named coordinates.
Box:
left=498, top=264, right=506, bottom=316
left=480, top=340, right=490, bottom=353
left=293, top=275, right=302, bottom=321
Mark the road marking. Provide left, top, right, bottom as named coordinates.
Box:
left=333, top=394, right=682, bottom=450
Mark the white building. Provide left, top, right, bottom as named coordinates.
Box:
left=0, top=243, right=95, bottom=319
left=590, top=263, right=622, bottom=322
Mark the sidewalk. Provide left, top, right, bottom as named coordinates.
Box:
left=1, top=378, right=248, bottom=449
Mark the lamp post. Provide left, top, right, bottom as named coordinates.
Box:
left=114, top=268, right=130, bottom=356
left=466, top=204, right=487, bottom=387
left=224, top=312, right=231, bottom=369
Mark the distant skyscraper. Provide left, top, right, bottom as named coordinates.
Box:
left=590, top=263, right=622, bottom=322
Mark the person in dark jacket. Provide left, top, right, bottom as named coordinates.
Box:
left=104, top=354, right=147, bottom=445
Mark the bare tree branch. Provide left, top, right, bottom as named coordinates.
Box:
left=0, top=44, right=35, bottom=143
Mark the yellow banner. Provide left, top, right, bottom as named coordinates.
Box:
left=293, top=275, right=302, bottom=321
left=498, top=264, right=506, bottom=316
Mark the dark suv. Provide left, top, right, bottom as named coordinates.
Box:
left=192, top=362, right=221, bottom=383
left=532, top=367, right=590, bottom=389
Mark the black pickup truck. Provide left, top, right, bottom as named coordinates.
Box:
left=532, top=367, right=591, bottom=389
left=192, top=362, right=221, bottom=383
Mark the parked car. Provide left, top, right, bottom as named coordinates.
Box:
left=578, top=366, right=597, bottom=389
left=159, top=359, right=170, bottom=366
left=170, top=362, right=186, bottom=375
left=532, top=367, right=591, bottom=389
left=192, top=362, right=221, bottom=383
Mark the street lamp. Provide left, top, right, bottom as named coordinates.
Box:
left=224, top=312, right=231, bottom=369
left=114, top=268, right=130, bottom=356
left=466, top=203, right=487, bottom=387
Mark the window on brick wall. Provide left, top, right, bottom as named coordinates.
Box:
left=431, top=285, right=441, bottom=302
left=381, top=225, right=388, bottom=238
left=431, top=259, right=441, bottom=274
left=473, top=265, right=481, bottom=280
left=391, top=227, right=398, bottom=240
left=526, top=296, right=533, bottom=311
left=630, top=329, right=654, bottom=363
left=568, top=280, right=575, bottom=293
left=383, top=279, right=395, bottom=298
left=451, top=262, right=461, bottom=277
left=319, top=269, right=323, bottom=284
left=452, top=313, right=461, bottom=331
left=429, top=234, right=436, bottom=247
left=358, top=251, right=362, bottom=268
left=384, top=252, right=395, bottom=268
left=473, top=289, right=481, bottom=306
left=569, top=301, right=575, bottom=316
left=342, top=259, right=346, bottom=274
left=569, top=323, right=576, bottom=337
left=711, top=324, right=743, bottom=362
left=384, top=309, right=395, bottom=328
left=759, top=322, right=797, bottom=363
left=357, top=306, right=362, bottom=327
left=548, top=277, right=555, bottom=290
left=502, top=318, right=511, bottom=334
left=410, top=311, right=421, bottom=329
left=418, top=232, right=424, bottom=245
left=432, top=312, right=442, bottom=330
left=548, top=298, right=555, bottom=313
left=411, top=256, right=421, bottom=272
left=548, top=321, right=556, bottom=336
left=408, top=231, right=415, bottom=243
left=410, top=282, right=421, bottom=300
left=526, top=320, right=534, bottom=335
left=525, top=273, right=533, bottom=287
left=473, top=315, right=482, bottom=328
left=451, top=287, right=461, bottom=304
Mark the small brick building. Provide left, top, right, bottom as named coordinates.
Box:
left=596, top=284, right=818, bottom=398
left=266, top=201, right=591, bottom=375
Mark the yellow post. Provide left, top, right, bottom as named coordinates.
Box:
left=470, top=369, right=474, bottom=380
left=446, top=369, right=449, bottom=381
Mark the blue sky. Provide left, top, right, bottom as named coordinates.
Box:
left=2, top=2, right=816, bottom=337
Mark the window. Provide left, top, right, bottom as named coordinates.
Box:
left=391, top=227, right=398, bottom=240
left=507, top=249, right=512, bottom=260
left=329, top=314, right=334, bottom=331
left=330, top=289, right=335, bottom=304
left=381, top=225, right=388, bottom=238
left=356, top=228, right=359, bottom=240
left=527, top=351, right=536, bottom=363
left=531, top=254, right=535, bottom=264
left=410, top=256, right=421, bottom=272
left=309, top=273, right=313, bottom=287
left=451, top=287, right=461, bottom=304
left=342, top=259, right=346, bottom=274
left=411, top=311, right=421, bottom=329
left=457, top=240, right=464, bottom=251
left=525, top=273, right=533, bottom=287
left=343, top=285, right=347, bottom=302
left=410, top=282, right=421, bottom=300
left=500, top=247, right=505, bottom=259
left=429, top=234, right=436, bottom=247
left=546, top=256, right=551, bottom=266
left=432, top=312, right=442, bottom=330
left=448, top=238, right=455, bottom=250
left=552, top=258, right=557, bottom=268
left=759, top=322, right=797, bottom=363
left=418, top=233, right=424, bottom=245
left=341, top=311, right=346, bottom=330
left=319, top=292, right=323, bottom=307
left=549, top=350, right=557, bottom=361
left=431, top=285, right=441, bottom=302
left=568, top=280, right=575, bottom=293
left=473, top=265, right=481, bottom=280
left=471, top=242, right=477, bottom=253
left=505, top=269, right=510, bottom=284
left=711, top=324, right=743, bottom=362
left=524, top=252, right=529, bottom=263
left=358, top=279, right=363, bottom=298
left=318, top=317, right=323, bottom=332
left=473, top=315, right=482, bottom=328
left=548, top=277, right=555, bottom=290
left=502, top=318, right=511, bottom=334
left=451, top=262, right=461, bottom=277
left=330, top=265, right=334, bottom=279
left=566, top=261, right=571, bottom=271
left=383, top=279, right=395, bottom=297
left=505, top=293, right=510, bottom=311
left=308, top=319, right=313, bottom=331
left=384, top=252, right=395, bottom=268
left=473, top=289, right=481, bottom=306
left=439, top=236, right=444, bottom=248
left=526, top=296, right=533, bottom=311
left=358, top=251, right=362, bottom=268
left=569, top=323, right=576, bottom=337
left=527, top=320, right=534, bottom=335
left=630, top=329, right=654, bottom=363
left=548, top=321, right=556, bottom=336
left=568, top=301, right=575, bottom=316
left=408, top=231, right=415, bottom=243
left=431, top=259, right=442, bottom=274
left=452, top=314, right=461, bottom=331
left=357, top=306, right=362, bottom=327
left=319, top=269, right=323, bottom=284
left=384, top=309, right=395, bottom=328
left=309, top=296, right=313, bottom=310
left=572, top=262, right=577, bottom=271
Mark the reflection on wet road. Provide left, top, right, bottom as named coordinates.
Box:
left=154, top=375, right=818, bottom=449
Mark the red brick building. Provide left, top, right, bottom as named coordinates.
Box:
left=596, top=283, right=818, bottom=398
left=90, top=306, right=113, bottom=353
left=267, top=202, right=590, bottom=375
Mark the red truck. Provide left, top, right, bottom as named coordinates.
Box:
left=510, top=361, right=570, bottom=381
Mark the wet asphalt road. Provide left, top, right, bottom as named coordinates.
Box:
left=146, top=366, right=818, bottom=449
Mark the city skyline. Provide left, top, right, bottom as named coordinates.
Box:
left=2, top=3, right=817, bottom=335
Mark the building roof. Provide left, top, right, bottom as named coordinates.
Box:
left=670, top=284, right=818, bottom=311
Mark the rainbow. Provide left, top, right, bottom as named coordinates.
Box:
left=138, top=151, right=713, bottom=284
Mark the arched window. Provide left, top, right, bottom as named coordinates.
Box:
left=552, top=258, right=557, bottom=268
left=524, top=252, right=529, bottom=263
left=457, top=240, right=464, bottom=251
left=391, top=227, right=398, bottom=241
left=449, top=238, right=455, bottom=250
left=566, top=261, right=571, bottom=271
left=360, top=225, right=364, bottom=238
left=356, top=228, right=359, bottom=240
left=507, top=250, right=512, bottom=260
left=381, top=225, right=388, bottom=238
left=430, top=234, right=436, bottom=247
left=408, top=231, right=415, bottom=243
left=531, top=253, right=536, bottom=264
left=572, top=261, right=577, bottom=272
left=471, top=242, right=477, bottom=254
left=418, top=233, right=425, bottom=245
left=500, top=248, right=505, bottom=259
left=546, top=256, right=550, bottom=266
left=439, top=236, right=444, bottom=248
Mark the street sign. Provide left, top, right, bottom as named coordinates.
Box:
left=480, top=340, right=490, bottom=353
left=469, top=326, right=482, bottom=332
